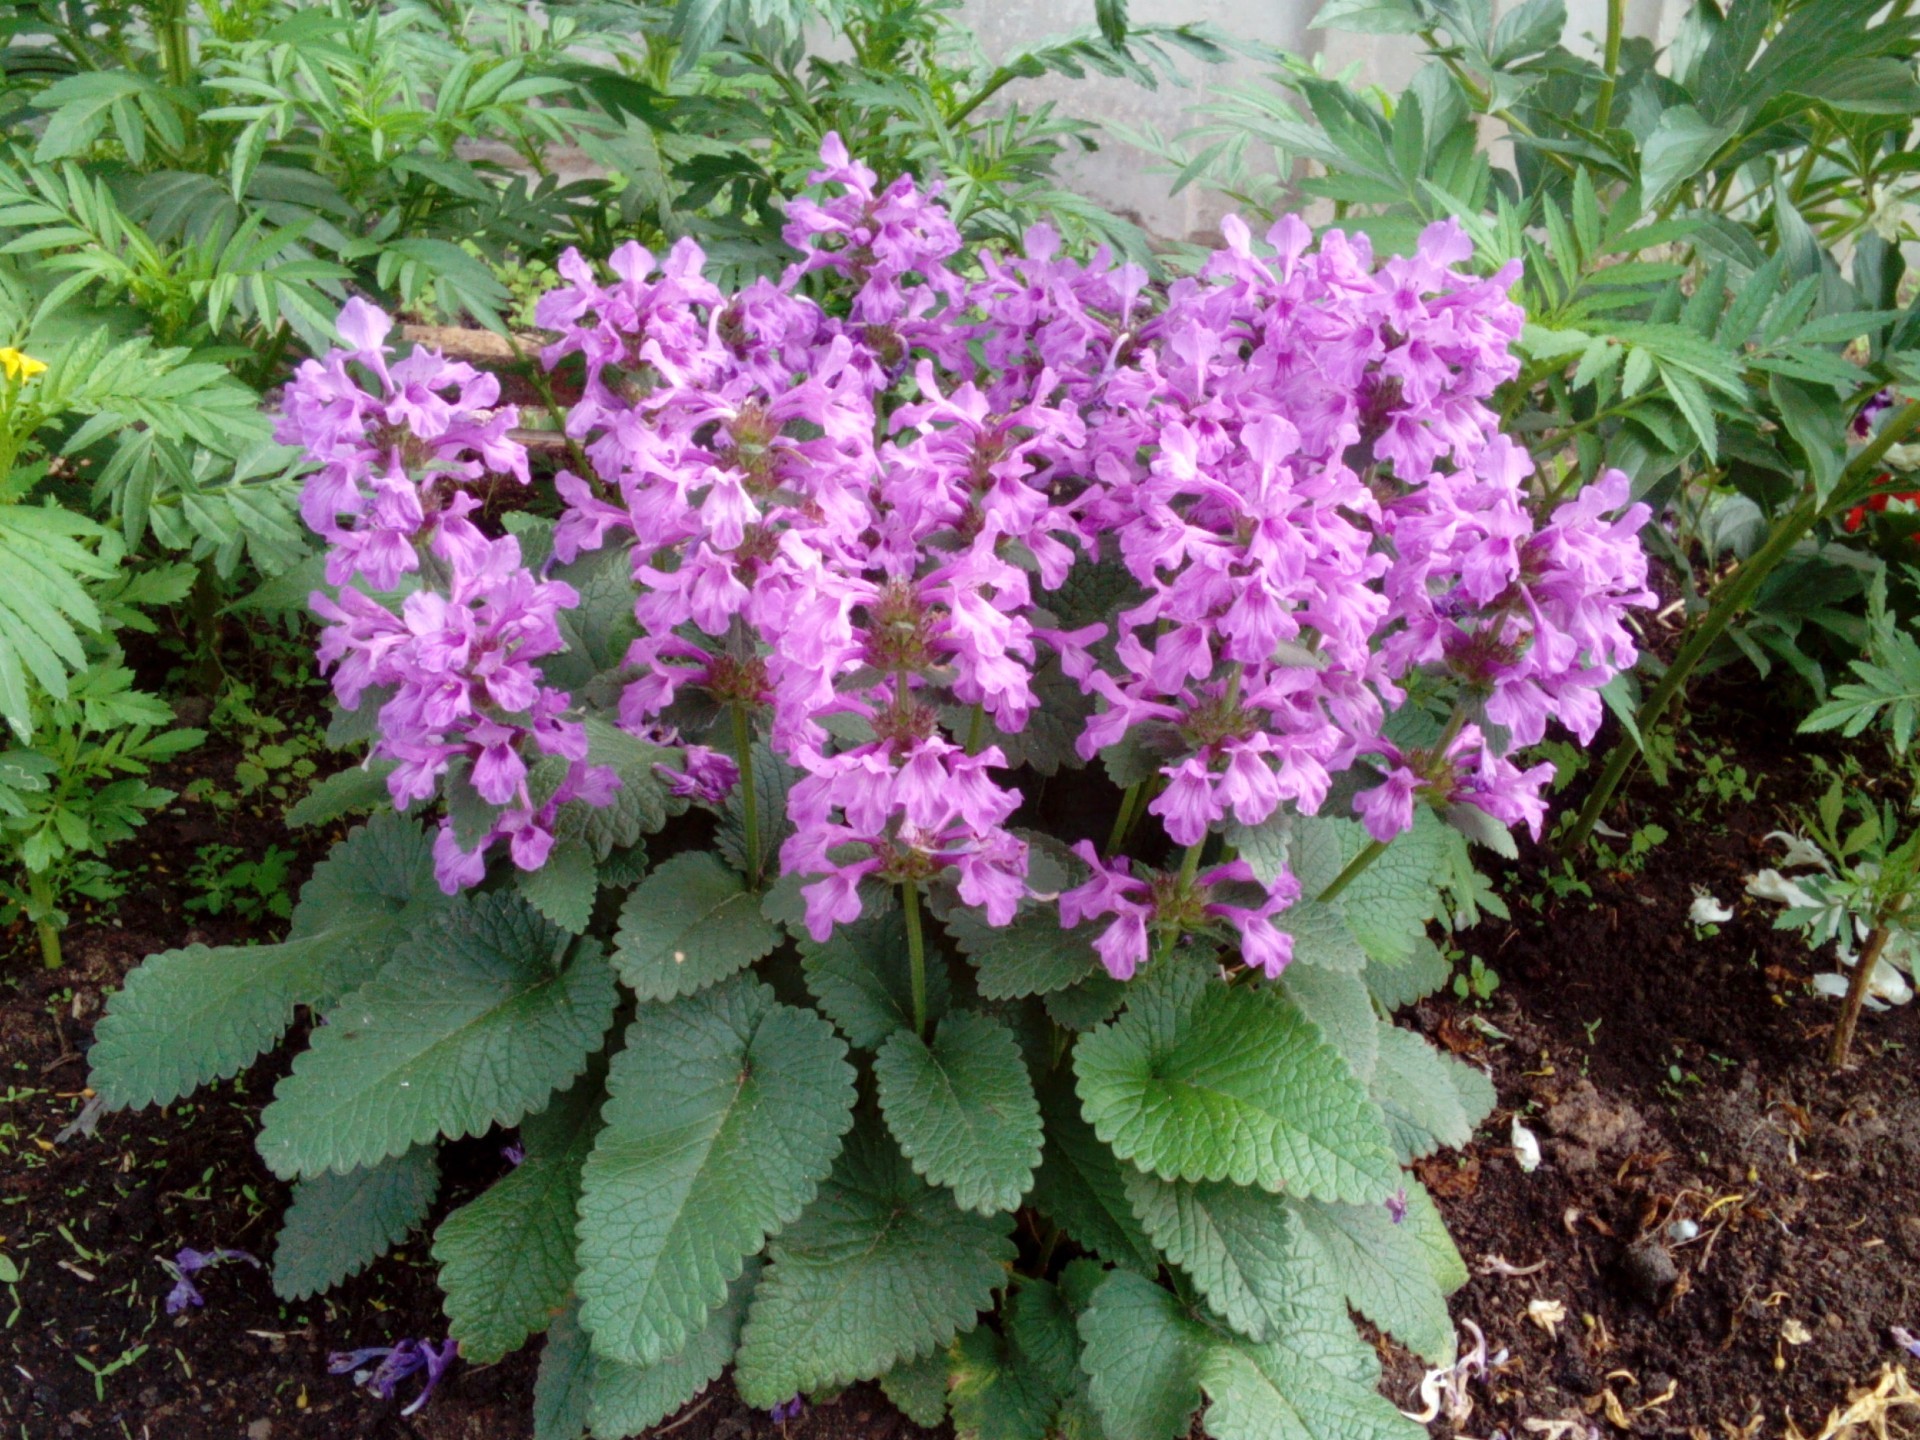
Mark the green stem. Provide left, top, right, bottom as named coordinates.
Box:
left=1563, top=399, right=1920, bottom=854
left=965, top=701, right=985, bottom=757
left=1592, top=0, right=1625, bottom=132
left=1176, top=838, right=1206, bottom=889
left=902, top=881, right=929, bottom=1039
left=1317, top=839, right=1388, bottom=904
left=731, top=704, right=761, bottom=888
left=29, top=872, right=60, bottom=969
left=1106, top=782, right=1142, bottom=858
left=503, top=332, right=596, bottom=485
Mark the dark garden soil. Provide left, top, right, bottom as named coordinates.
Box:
left=4, top=657, right=1919, bottom=1440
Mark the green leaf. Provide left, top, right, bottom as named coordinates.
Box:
left=952, top=1279, right=1083, bottom=1440
left=434, top=1071, right=602, bottom=1364
left=1638, top=105, right=1731, bottom=212
left=612, top=851, right=781, bottom=1003
left=1369, top=1025, right=1495, bottom=1163
left=733, top=1115, right=1016, bottom=1406
left=534, top=1302, right=595, bottom=1440
left=1333, top=812, right=1450, bottom=963
left=257, top=894, right=618, bottom=1179
left=882, top=1351, right=953, bottom=1427
left=1029, top=1073, right=1161, bottom=1273
left=1077, top=1270, right=1210, bottom=1440
left=951, top=905, right=1098, bottom=999
left=1123, top=1170, right=1299, bottom=1340
left=284, top=761, right=397, bottom=828
left=801, top=906, right=949, bottom=1049
left=91, top=814, right=451, bottom=1110
left=875, top=1011, right=1043, bottom=1214
left=518, top=839, right=600, bottom=936
left=1197, top=1303, right=1424, bottom=1440
left=272, top=1145, right=440, bottom=1301
left=1286, top=1182, right=1463, bottom=1365
left=1277, top=967, right=1378, bottom=1082
left=1362, top=938, right=1451, bottom=1012
left=590, top=1260, right=760, bottom=1438
left=576, top=976, right=855, bottom=1367
left=1074, top=959, right=1399, bottom=1202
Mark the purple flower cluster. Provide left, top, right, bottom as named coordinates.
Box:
left=283, top=303, right=617, bottom=890
left=284, top=134, right=1652, bottom=980
left=329, top=1337, right=459, bottom=1416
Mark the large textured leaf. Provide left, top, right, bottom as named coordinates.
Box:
left=434, top=1070, right=603, bottom=1364
left=1369, top=1025, right=1496, bottom=1163
left=612, top=850, right=781, bottom=1002
left=1077, top=1270, right=1210, bottom=1440
left=534, top=1303, right=595, bottom=1440
left=91, top=814, right=450, bottom=1109
left=257, top=894, right=618, bottom=1178
left=1123, top=1170, right=1298, bottom=1341
left=1197, top=1298, right=1425, bottom=1440
left=800, top=906, right=949, bottom=1049
left=732, top=1116, right=1016, bottom=1406
left=1286, top=1182, right=1464, bottom=1366
left=272, top=1145, right=440, bottom=1300
left=875, top=1011, right=1043, bottom=1214
left=590, top=1260, right=760, bottom=1438
left=949, top=904, right=1098, bottom=999
left=575, top=976, right=855, bottom=1368
left=1029, top=1073, right=1160, bottom=1273
left=1074, top=960, right=1399, bottom=1202
left=1278, top=968, right=1378, bottom=1083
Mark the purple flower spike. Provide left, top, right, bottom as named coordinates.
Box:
left=770, top=1396, right=806, bottom=1425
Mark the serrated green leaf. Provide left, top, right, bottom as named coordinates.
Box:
left=284, top=761, right=397, bottom=828
left=1078, top=1270, right=1210, bottom=1440
left=1362, top=938, right=1451, bottom=1012
left=875, top=1011, right=1043, bottom=1215
left=257, top=894, right=617, bottom=1179
left=1286, top=1182, right=1462, bottom=1365
left=273, top=1145, right=440, bottom=1300
left=576, top=976, right=855, bottom=1367
left=1369, top=1025, right=1494, bottom=1163
left=590, top=1259, right=760, bottom=1438
left=612, top=851, right=780, bottom=1002
left=519, top=839, right=600, bottom=935
left=951, top=904, right=1098, bottom=999
left=1045, top=972, right=1129, bottom=1032
left=1074, top=959, right=1399, bottom=1202
left=882, top=1350, right=953, bottom=1427
left=1124, top=1170, right=1298, bottom=1340
left=1275, top=902, right=1368, bottom=973
left=535, top=1302, right=595, bottom=1440
left=952, top=1279, right=1083, bottom=1440
left=1278, top=967, right=1378, bottom=1083
left=1030, top=1074, right=1161, bottom=1273
left=1197, top=1305, right=1425, bottom=1440
left=434, top=1070, right=602, bottom=1364
left=800, top=906, right=949, bottom=1049
left=733, top=1114, right=1015, bottom=1406
left=91, top=814, right=451, bottom=1110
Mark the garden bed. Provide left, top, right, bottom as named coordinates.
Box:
left=4, top=674, right=1919, bottom=1440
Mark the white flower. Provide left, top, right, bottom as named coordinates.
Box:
left=1763, top=831, right=1830, bottom=872
left=1510, top=1117, right=1542, bottom=1173
left=1689, top=891, right=1734, bottom=925
left=1746, top=868, right=1820, bottom=908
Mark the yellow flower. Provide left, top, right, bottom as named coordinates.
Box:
left=0, top=347, right=48, bottom=381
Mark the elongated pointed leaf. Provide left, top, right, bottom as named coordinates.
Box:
left=1074, top=960, right=1399, bottom=1202
left=91, top=814, right=450, bottom=1109
left=576, top=977, right=855, bottom=1367
left=258, top=894, right=617, bottom=1178
left=875, top=1011, right=1042, bottom=1214
left=733, top=1116, right=1015, bottom=1406
left=434, top=1070, right=603, bottom=1363
left=273, top=1145, right=440, bottom=1300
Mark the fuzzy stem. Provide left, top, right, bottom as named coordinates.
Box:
left=731, top=704, right=761, bottom=888
left=1316, top=838, right=1389, bottom=904
left=1106, top=782, right=1142, bottom=858
left=1828, top=925, right=1890, bottom=1069
left=1592, top=0, right=1625, bottom=132
left=965, top=701, right=986, bottom=756
left=903, top=881, right=929, bottom=1039
left=29, top=872, right=60, bottom=969
left=1176, top=838, right=1206, bottom=889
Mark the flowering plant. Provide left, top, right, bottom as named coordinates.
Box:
left=91, top=141, right=1652, bottom=1437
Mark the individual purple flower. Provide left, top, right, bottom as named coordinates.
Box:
left=1385, top=1187, right=1409, bottom=1225
left=770, top=1396, right=806, bottom=1425
left=161, top=1246, right=260, bottom=1314
left=656, top=745, right=741, bottom=804
left=330, top=1337, right=459, bottom=1417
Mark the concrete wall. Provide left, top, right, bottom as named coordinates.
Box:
left=956, top=0, right=1686, bottom=240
